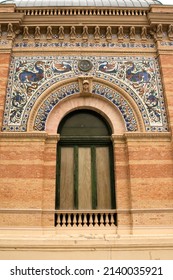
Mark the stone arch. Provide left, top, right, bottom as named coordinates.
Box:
left=45, top=95, right=126, bottom=134
left=28, top=77, right=145, bottom=133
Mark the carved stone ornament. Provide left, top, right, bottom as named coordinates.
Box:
left=23, top=26, right=29, bottom=41
left=78, top=77, right=93, bottom=97
left=7, top=23, right=14, bottom=40
left=46, top=26, right=53, bottom=40
left=168, top=24, right=173, bottom=41
left=78, top=60, right=93, bottom=72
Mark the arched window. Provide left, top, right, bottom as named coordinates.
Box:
left=56, top=110, right=116, bottom=211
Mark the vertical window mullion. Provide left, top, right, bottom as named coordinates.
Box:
left=55, top=145, right=61, bottom=209
left=74, top=146, right=78, bottom=209
left=91, top=146, right=97, bottom=209
left=109, top=144, right=116, bottom=209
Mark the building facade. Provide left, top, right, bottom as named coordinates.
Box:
left=0, top=0, right=173, bottom=259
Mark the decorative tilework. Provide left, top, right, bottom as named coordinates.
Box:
left=2, top=55, right=168, bottom=132
left=96, top=58, right=168, bottom=132
left=160, top=42, right=173, bottom=47
left=0, top=40, right=8, bottom=46
left=34, top=82, right=138, bottom=131
left=34, top=83, right=79, bottom=131
left=92, top=83, right=138, bottom=131
left=14, top=42, right=156, bottom=49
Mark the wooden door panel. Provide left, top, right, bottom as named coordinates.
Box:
left=96, top=147, right=111, bottom=209
left=58, top=145, right=114, bottom=210
left=60, top=147, right=74, bottom=209
left=78, top=147, right=92, bottom=209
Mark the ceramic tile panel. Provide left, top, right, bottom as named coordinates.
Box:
left=2, top=55, right=168, bottom=132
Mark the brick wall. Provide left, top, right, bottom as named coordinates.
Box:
left=0, top=134, right=57, bottom=227
left=126, top=135, right=173, bottom=226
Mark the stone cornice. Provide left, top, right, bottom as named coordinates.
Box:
left=0, top=5, right=153, bottom=28
left=0, top=4, right=15, bottom=13
left=112, top=132, right=172, bottom=143
left=0, top=13, right=24, bottom=25
left=148, top=6, right=173, bottom=25
left=0, top=132, right=60, bottom=141
left=125, top=132, right=171, bottom=141
left=0, top=207, right=172, bottom=214
left=21, top=18, right=148, bottom=28
left=1, top=4, right=173, bottom=27
left=0, top=4, right=24, bottom=25
left=1, top=132, right=171, bottom=142
left=1, top=4, right=173, bottom=45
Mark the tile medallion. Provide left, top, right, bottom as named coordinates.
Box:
left=2, top=55, right=168, bottom=132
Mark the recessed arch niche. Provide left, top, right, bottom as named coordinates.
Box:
left=56, top=108, right=116, bottom=211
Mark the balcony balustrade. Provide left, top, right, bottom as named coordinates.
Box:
left=55, top=210, right=117, bottom=228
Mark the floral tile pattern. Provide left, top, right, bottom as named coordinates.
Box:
left=2, top=55, right=168, bottom=132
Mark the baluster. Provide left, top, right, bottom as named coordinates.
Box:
left=69, top=213, right=71, bottom=227
left=61, top=213, right=65, bottom=227
left=56, top=213, right=59, bottom=226
left=100, top=213, right=104, bottom=227
left=78, top=213, right=82, bottom=227
left=92, top=213, right=95, bottom=227
left=109, top=213, right=113, bottom=226
left=105, top=213, right=109, bottom=226
left=72, top=213, right=76, bottom=227
left=87, top=213, right=90, bottom=227
left=65, top=213, right=68, bottom=227
left=97, top=213, right=101, bottom=227
left=83, top=213, right=87, bottom=227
